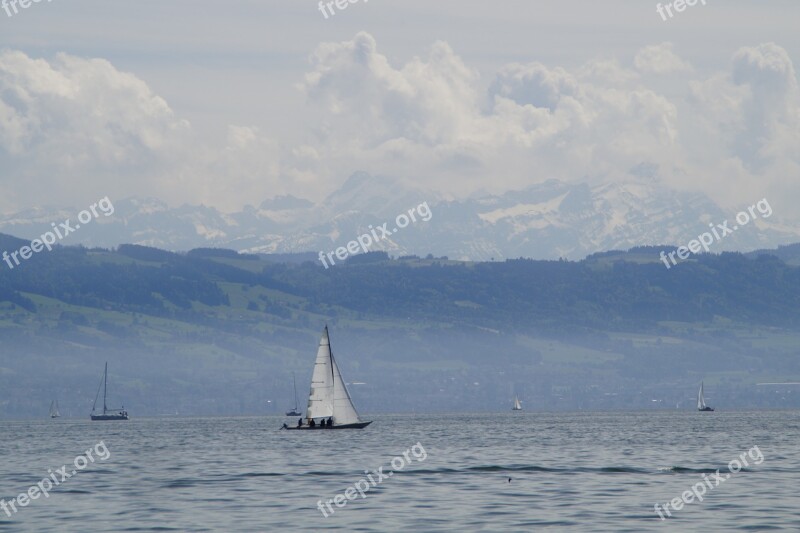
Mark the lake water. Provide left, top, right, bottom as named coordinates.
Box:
left=1, top=411, right=798, bottom=531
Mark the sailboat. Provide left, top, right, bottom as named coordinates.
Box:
left=90, top=362, right=129, bottom=421
left=49, top=400, right=60, bottom=419
left=512, top=395, right=522, bottom=411
left=284, top=326, right=371, bottom=430
left=286, top=372, right=302, bottom=417
left=697, top=381, right=714, bottom=412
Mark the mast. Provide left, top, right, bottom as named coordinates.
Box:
left=327, top=325, right=335, bottom=386
left=292, top=372, right=298, bottom=410
left=103, top=362, right=108, bottom=415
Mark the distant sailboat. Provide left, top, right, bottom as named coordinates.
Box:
left=512, top=396, right=522, bottom=411
left=284, top=326, right=371, bottom=430
left=697, top=381, right=714, bottom=412
left=49, top=400, right=60, bottom=418
left=90, top=362, right=129, bottom=421
left=286, top=372, right=302, bottom=417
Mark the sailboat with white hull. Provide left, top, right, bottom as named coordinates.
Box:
left=697, top=381, right=714, bottom=412
left=286, top=372, right=302, bottom=417
left=90, top=362, right=129, bottom=421
left=284, top=326, right=371, bottom=430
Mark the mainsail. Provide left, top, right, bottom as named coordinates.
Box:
left=697, top=382, right=706, bottom=410
left=513, top=396, right=522, bottom=410
left=49, top=400, right=60, bottom=418
left=306, top=327, right=362, bottom=425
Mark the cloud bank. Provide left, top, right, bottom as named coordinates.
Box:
left=0, top=34, right=798, bottom=218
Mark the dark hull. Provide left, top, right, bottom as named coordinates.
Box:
left=91, top=414, right=129, bottom=421
left=284, top=421, right=372, bottom=430
left=698, top=407, right=714, bottom=412
left=286, top=410, right=302, bottom=417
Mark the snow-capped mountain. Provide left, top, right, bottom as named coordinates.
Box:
left=0, top=173, right=797, bottom=260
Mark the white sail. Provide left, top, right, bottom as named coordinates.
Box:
left=306, top=327, right=362, bottom=425
left=49, top=400, right=60, bottom=418
left=513, top=396, right=522, bottom=410
left=330, top=347, right=361, bottom=425
left=697, top=382, right=706, bottom=410
left=307, top=331, right=334, bottom=420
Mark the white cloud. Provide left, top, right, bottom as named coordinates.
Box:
left=0, top=50, right=290, bottom=211
left=298, top=34, right=683, bottom=195
left=296, top=34, right=799, bottom=218
left=634, top=43, right=692, bottom=74
left=682, top=43, right=800, bottom=208
left=0, top=35, right=798, bottom=222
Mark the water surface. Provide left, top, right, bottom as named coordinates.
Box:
left=1, top=411, right=798, bottom=531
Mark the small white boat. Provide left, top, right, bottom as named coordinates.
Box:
left=697, top=381, right=714, bottom=412
left=512, top=395, right=522, bottom=411
left=285, top=372, right=302, bottom=417
left=91, top=362, right=129, bottom=421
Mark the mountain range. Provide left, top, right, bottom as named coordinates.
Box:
left=1, top=173, right=798, bottom=260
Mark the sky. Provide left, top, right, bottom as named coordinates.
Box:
left=0, top=0, right=798, bottom=219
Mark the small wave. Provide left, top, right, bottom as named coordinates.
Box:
left=658, top=466, right=748, bottom=474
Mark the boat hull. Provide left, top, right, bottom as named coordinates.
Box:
left=284, top=421, right=372, bottom=430
left=698, top=407, right=714, bottom=412
left=91, top=414, right=129, bottom=421
left=285, top=410, right=302, bottom=417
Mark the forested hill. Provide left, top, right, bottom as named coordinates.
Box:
left=2, top=235, right=800, bottom=416
left=1, top=238, right=799, bottom=331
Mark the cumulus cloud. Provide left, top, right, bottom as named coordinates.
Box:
left=730, top=43, right=799, bottom=168
left=0, top=50, right=291, bottom=211
left=297, top=34, right=798, bottom=217
left=0, top=36, right=798, bottom=221
left=682, top=43, right=800, bottom=205
left=302, top=32, right=480, bottom=147
left=489, top=63, right=580, bottom=110
left=634, top=43, right=692, bottom=74
left=0, top=51, right=189, bottom=164
left=299, top=33, right=683, bottom=195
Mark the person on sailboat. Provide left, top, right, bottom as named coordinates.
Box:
left=309, top=418, right=316, bottom=428
left=297, top=418, right=303, bottom=428
left=327, top=417, right=333, bottom=427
